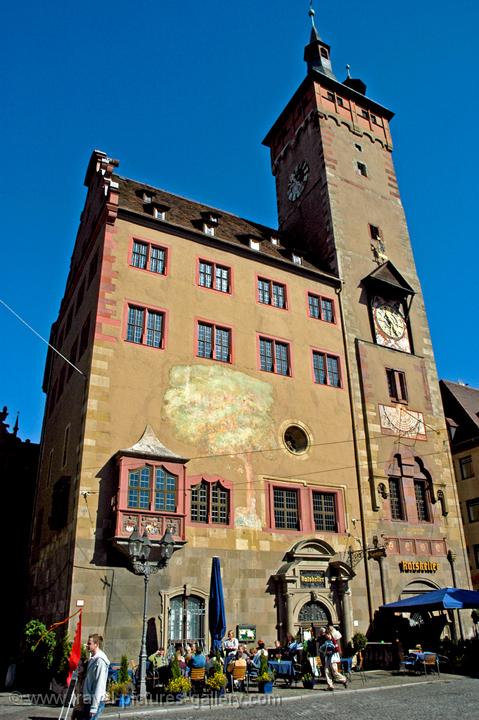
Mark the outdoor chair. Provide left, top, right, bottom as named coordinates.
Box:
left=246, top=665, right=259, bottom=693
left=399, top=654, right=419, bottom=674
left=189, top=667, right=206, bottom=695
left=229, top=663, right=247, bottom=693
left=421, top=653, right=440, bottom=677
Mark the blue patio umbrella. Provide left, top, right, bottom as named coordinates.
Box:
left=208, top=556, right=227, bottom=654
left=381, top=586, right=479, bottom=611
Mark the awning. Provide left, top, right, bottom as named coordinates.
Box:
left=381, top=586, right=479, bottom=611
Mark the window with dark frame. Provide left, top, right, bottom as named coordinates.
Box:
left=474, top=544, right=479, bottom=569
left=199, top=260, right=230, bottom=293
left=369, top=224, right=381, bottom=240
left=389, top=477, right=405, bottom=520
left=357, top=161, right=368, bottom=177
left=190, top=480, right=229, bottom=524
left=79, top=315, right=91, bottom=357
left=460, top=456, right=474, bottom=480
left=126, top=306, right=164, bottom=348
left=467, top=498, right=479, bottom=523
left=312, top=492, right=337, bottom=531
left=273, top=487, right=299, bottom=529
left=197, top=322, right=231, bottom=363
left=75, top=280, right=85, bottom=315
left=88, top=251, right=99, bottom=286
left=414, top=480, right=430, bottom=522
left=312, top=351, right=341, bottom=387
left=308, top=293, right=335, bottom=323
left=131, top=240, right=167, bottom=275
left=386, top=369, right=408, bottom=403
left=259, top=337, right=290, bottom=376
left=258, top=277, right=287, bottom=309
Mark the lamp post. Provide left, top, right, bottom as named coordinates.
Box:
left=446, top=549, right=464, bottom=641
left=128, top=525, right=175, bottom=701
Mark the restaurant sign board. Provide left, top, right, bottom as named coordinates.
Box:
left=399, top=560, right=438, bottom=573
left=300, top=570, right=326, bottom=587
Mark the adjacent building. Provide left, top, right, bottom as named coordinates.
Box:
left=28, top=12, right=470, bottom=660
left=440, top=381, right=479, bottom=589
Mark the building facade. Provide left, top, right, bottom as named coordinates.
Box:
left=440, top=380, right=479, bottom=590
left=28, top=14, right=470, bottom=660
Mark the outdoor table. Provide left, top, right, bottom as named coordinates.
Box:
left=268, top=659, right=294, bottom=679
left=340, top=656, right=353, bottom=677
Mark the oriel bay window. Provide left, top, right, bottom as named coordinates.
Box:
left=126, top=304, right=166, bottom=348
left=188, top=476, right=232, bottom=526
left=128, top=465, right=178, bottom=512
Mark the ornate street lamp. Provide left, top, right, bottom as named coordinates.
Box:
left=128, top=525, right=176, bottom=701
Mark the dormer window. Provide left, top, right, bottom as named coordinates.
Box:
left=142, top=192, right=153, bottom=204
left=292, top=253, right=303, bottom=265
left=154, top=208, right=166, bottom=221
left=203, top=224, right=215, bottom=236
left=271, top=236, right=280, bottom=246
left=250, top=239, right=261, bottom=251
left=201, top=211, right=219, bottom=237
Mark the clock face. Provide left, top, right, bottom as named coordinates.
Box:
left=287, top=161, right=309, bottom=202
left=372, top=296, right=411, bottom=352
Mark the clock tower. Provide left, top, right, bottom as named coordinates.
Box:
left=263, top=7, right=469, bottom=622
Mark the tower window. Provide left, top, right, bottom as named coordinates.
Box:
left=369, top=224, right=381, bottom=240
left=389, top=477, right=405, bottom=520
left=467, top=498, right=479, bottom=523
left=337, top=96, right=344, bottom=107
left=355, top=143, right=363, bottom=152
left=386, top=369, right=408, bottom=403
left=370, top=114, right=378, bottom=125
left=326, top=91, right=334, bottom=101
left=360, top=109, right=369, bottom=119
left=320, top=48, right=328, bottom=59
left=357, top=161, right=368, bottom=177
left=414, top=480, right=430, bottom=522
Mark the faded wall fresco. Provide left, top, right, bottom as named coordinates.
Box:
left=163, top=364, right=275, bottom=528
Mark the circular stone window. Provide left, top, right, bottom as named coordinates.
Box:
left=284, top=425, right=310, bottom=454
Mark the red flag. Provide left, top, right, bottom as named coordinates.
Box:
left=67, top=609, right=82, bottom=687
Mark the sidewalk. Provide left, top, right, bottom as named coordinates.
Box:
left=0, top=670, right=460, bottom=718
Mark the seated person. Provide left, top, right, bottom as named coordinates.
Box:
left=252, top=640, right=268, bottom=668
left=148, top=647, right=168, bottom=669
left=188, top=647, right=206, bottom=670
left=270, top=640, right=284, bottom=660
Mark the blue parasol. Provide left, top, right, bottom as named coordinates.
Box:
left=208, top=556, right=226, bottom=654
left=381, top=586, right=479, bottom=611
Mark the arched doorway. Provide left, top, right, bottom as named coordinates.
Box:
left=297, top=599, right=331, bottom=635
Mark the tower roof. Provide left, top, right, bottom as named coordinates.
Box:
left=119, top=424, right=189, bottom=463
left=304, top=4, right=336, bottom=80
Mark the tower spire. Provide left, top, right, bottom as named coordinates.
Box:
left=304, top=2, right=336, bottom=79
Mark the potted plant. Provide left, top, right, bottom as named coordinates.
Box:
left=301, top=672, right=315, bottom=689
left=352, top=632, right=368, bottom=671
left=206, top=670, right=227, bottom=695
left=257, top=653, right=274, bottom=694
left=109, top=655, right=134, bottom=707
left=165, top=654, right=191, bottom=699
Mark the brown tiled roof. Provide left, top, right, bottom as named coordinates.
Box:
left=442, top=380, right=479, bottom=432
left=115, top=175, right=335, bottom=277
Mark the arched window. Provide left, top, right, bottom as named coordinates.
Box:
left=298, top=600, right=330, bottom=624
left=168, top=594, right=205, bottom=647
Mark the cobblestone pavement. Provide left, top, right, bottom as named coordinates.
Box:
left=1, top=672, right=477, bottom=720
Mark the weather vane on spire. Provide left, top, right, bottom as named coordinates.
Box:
left=309, top=1, right=317, bottom=29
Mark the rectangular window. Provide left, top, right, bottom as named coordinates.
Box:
left=389, top=477, right=405, bottom=520
left=131, top=239, right=167, bottom=274
left=126, top=305, right=165, bottom=348
left=75, top=280, right=85, bottom=315
left=312, top=351, right=341, bottom=387
left=197, top=322, right=231, bottom=362
left=154, top=467, right=177, bottom=512
left=414, top=480, right=430, bottom=522
left=67, top=338, right=79, bottom=380
left=211, top=482, right=229, bottom=524
left=369, top=224, right=381, bottom=240
left=273, top=488, right=299, bottom=529
left=474, top=544, right=479, bottom=569
left=190, top=480, right=230, bottom=525
left=191, top=482, right=208, bottom=523
left=258, top=278, right=287, bottom=309
left=88, top=251, right=99, bottom=286
left=460, top=456, right=474, bottom=480
left=386, top=369, right=408, bottom=403
left=259, top=337, right=290, bottom=376
left=308, top=293, right=335, bottom=323
left=467, top=498, right=479, bottom=523
left=198, top=260, right=230, bottom=293
left=128, top=467, right=151, bottom=509
left=312, top=492, right=337, bottom=531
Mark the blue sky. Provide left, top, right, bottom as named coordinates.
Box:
left=1, top=1, right=478, bottom=443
